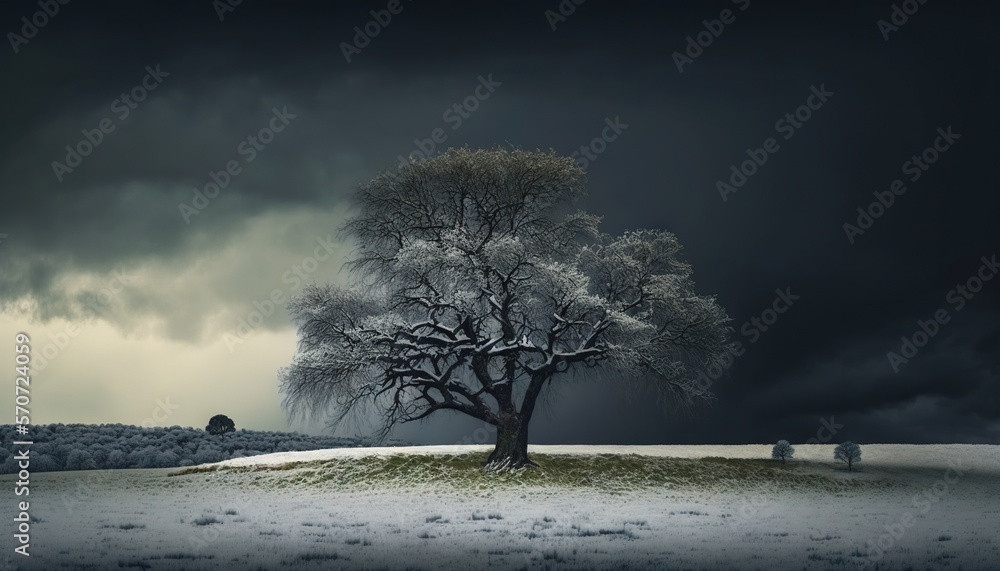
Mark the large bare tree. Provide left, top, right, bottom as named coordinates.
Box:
left=279, top=147, right=733, bottom=470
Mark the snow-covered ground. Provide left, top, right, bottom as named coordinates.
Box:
left=2, top=444, right=997, bottom=570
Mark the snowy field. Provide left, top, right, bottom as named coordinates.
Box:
left=2, top=444, right=998, bottom=570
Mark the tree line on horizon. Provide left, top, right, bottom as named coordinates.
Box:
left=0, top=423, right=387, bottom=474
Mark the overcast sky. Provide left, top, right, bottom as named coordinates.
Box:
left=1, top=1, right=997, bottom=446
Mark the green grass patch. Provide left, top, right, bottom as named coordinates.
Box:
left=168, top=461, right=303, bottom=477
left=168, top=465, right=219, bottom=476
left=170, top=452, right=897, bottom=494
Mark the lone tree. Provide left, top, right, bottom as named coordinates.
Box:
left=772, top=440, right=794, bottom=463
left=279, top=147, right=733, bottom=470
left=205, top=414, right=235, bottom=440
left=834, top=441, right=861, bottom=471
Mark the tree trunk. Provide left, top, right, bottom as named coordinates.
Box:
left=484, top=413, right=536, bottom=471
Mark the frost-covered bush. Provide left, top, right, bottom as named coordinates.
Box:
left=65, top=449, right=97, bottom=471
left=155, top=451, right=180, bottom=468
left=106, top=449, right=128, bottom=469
left=192, top=449, right=224, bottom=465
left=0, top=456, right=16, bottom=474
left=33, top=454, right=61, bottom=473
left=89, top=445, right=110, bottom=466
left=136, top=446, right=160, bottom=469
left=771, top=440, right=794, bottom=463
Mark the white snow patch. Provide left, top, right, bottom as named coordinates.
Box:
left=3, top=444, right=997, bottom=570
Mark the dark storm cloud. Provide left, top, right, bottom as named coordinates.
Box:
left=0, top=1, right=996, bottom=443
left=0, top=0, right=695, bottom=337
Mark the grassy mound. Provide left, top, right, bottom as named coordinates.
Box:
left=170, top=453, right=897, bottom=494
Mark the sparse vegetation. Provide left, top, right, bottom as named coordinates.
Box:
left=171, top=452, right=895, bottom=494
left=296, top=552, right=342, bottom=562
left=102, top=523, right=145, bottom=530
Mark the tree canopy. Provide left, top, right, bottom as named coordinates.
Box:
left=279, top=147, right=733, bottom=469
left=206, top=414, right=236, bottom=439
left=834, top=441, right=862, bottom=471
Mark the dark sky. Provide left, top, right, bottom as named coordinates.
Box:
left=0, top=0, right=997, bottom=446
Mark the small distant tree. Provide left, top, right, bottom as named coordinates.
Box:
left=771, top=440, right=794, bottom=463
left=205, top=414, right=236, bottom=440
left=834, top=441, right=861, bottom=471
